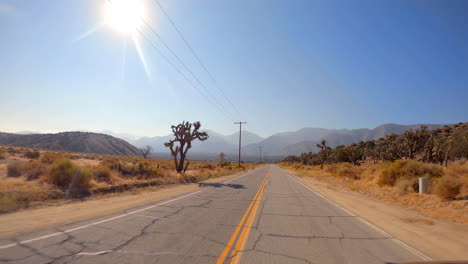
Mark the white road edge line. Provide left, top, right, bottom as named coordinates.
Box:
left=287, top=173, right=432, bottom=261
left=0, top=191, right=202, bottom=250
left=0, top=167, right=260, bottom=250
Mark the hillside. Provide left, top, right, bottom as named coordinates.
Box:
left=243, top=123, right=446, bottom=156
left=129, top=130, right=264, bottom=154
left=0, top=132, right=141, bottom=156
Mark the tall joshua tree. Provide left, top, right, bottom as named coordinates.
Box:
left=402, top=125, right=429, bottom=159
left=316, top=140, right=330, bottom=170
left=164, top=121, right=209, bottom=173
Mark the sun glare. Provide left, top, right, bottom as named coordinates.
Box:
left=104, top=0, right=145, bottom=34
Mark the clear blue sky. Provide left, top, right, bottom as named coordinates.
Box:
left=0, top=0, right=467, bottom=138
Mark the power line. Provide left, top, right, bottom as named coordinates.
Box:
left=135, top=28, right=236, bottom=121
left=105, top=0, right=236, bottom=121
left=152, top=0, right=241, bottom=116
left=140, top=18, right=236, bottom=120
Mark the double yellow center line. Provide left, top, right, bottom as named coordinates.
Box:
left=216, top=169, right=270, bottom=264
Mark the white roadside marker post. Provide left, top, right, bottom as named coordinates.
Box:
left=419, top=177, right=428, bottom=194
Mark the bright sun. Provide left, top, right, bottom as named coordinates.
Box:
left=104, top=0, right=145, bottom=34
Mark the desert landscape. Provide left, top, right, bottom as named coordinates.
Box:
left=0, top=145, right=257, bottom=213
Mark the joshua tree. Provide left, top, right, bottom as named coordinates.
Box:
left=316, top=140, right=331, bottom=169
left=423, top=133, right=436, bottom=163
left=382, top=133, right=406, bottom=161
left=219, top=152, right=227, bottom=167
left=140, top=145, right=153, bottom=159
left=164, top=121, right=209, bottom=173
left=402, top=126, right=429, bottom=159
left=433, top=136, right=453, bottom=166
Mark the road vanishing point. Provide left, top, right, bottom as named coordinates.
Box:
left=0, top=165, right=430, bottom=264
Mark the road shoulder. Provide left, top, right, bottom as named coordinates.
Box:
left=288, top=170, right=468, bottom=261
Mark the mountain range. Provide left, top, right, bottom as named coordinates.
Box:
left=3, top=123, right=447, bottom=160
left=129, top=129, right=263, bottom=153
left=128, top=123, right=445, bottom=158
left=242, top=123, right=445, bottom=156
left=0, top=132, right=140, bottom=156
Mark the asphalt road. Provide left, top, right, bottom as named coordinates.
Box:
left=0, top=165, right=429, bottom=264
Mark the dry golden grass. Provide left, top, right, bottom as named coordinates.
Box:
left=0, top=145, right=258, bottom=213
left=280, top=160, right=468, bottom=224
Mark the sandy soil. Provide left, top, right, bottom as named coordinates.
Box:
left=73, top=158, right=101, bottom=167
left=290, top=171, right=468, bottom=260
left=0, top=168, right=255, bottom=239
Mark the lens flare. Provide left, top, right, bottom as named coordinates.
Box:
left=104, top=0, right=145, bottom=34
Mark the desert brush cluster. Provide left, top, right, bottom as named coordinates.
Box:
left=0, top=146, right=255, bottom=213
left=280, top=123, right=468, bottom=223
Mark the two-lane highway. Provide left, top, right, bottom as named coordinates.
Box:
left=0, top=165, right=429, bottom=263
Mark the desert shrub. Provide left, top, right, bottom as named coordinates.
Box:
left=0, top=179, right=65, bottom=212
left=84, top=154, right=96, bottom=160
left=41, top=152, right=62, bottom=164
left=46, top=159, right=92, bottom=190
left=7, top=147, right=17, bottom=154
left=377, top=160, right=443, bottom=186
left=219, top=160, right=231, bottom=168
left=201, top=163, right=215, bottom=170
left=0, top=150, right=5, bottom=160
left=93, top=166, right=112, bottom=182
left=442, top=161, right=468, bottom=197
left=7, top=162, right=24, bottom=177
left=396, top=179, right=413, bottom=195
left=64, top=153, right=81, bottom=160
left=134, top=161, right=164, bottom=179
left=24, top=150, right=40, bottom=159
left=119, top=163, right=135, bottom=176
left=327, top=163, right=362, bottom=180
left=0, top=193, right=26, bottom=213
left=101, top=157, right=121, bottom=171
left=445, top=162, right=468, bottom=178
left=292, top=163, right=304, bottom=170
left=25, top=161, right=47, bottom=181
left=435, top=176, right=461, bottom=200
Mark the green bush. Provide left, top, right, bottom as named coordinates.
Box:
left=46, top=159, right=92, bottom=189
left=377, top=160, right=443, bottom=186
left=435, top=176, right=461, bottom=200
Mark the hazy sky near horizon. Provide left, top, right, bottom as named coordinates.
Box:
left=0, top=0, right=467, bottom=138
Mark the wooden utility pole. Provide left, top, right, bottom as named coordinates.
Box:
left=234, top=121, right=247, bottom=167
left=259, top=145, right=262, bottom=163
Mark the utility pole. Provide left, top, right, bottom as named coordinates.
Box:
left=259, top=145, right=262, bottom=163
left=234, top=121, right=247, bottom=167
